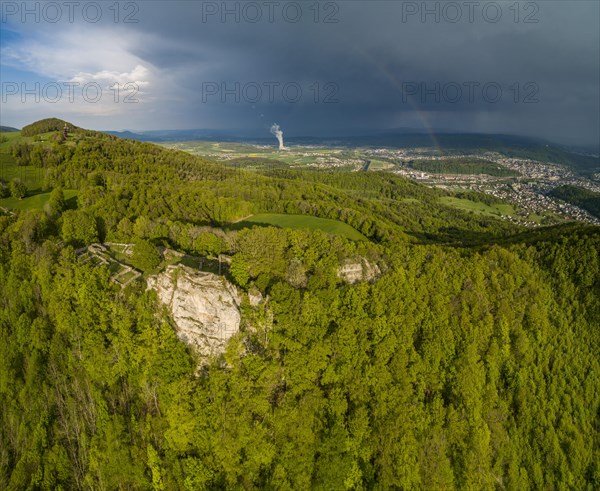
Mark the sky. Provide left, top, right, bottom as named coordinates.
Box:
left=0, top=0, right=599, bottom=145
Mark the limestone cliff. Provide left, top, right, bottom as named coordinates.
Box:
left=147, top=265, right=241, bottom=357
left=337, top=257, right=381, bottom=284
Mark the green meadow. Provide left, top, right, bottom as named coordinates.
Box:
left=439, top=196, right=516, bottom=217
left=0, top=189, right=78, bottom=211
left=1, top=131, right=79, bottom=211
left=1, top=131, right=46, bottom=192
left=237, top=213, right=367, bottom=240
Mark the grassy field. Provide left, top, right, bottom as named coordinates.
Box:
left=162, top=141, right=361, bottom=170
left=237, top=213, right=367, bottom=240
left=0, top=130, right=80, bottom=210
left=527, top=213, right=544, bottom=224
left=439, top=196, right=515, bottom=217
left=1, top=131, right=46, bottom=192
left=411, top=158, right=518, bottom=177
left=367, top=159, right=395, bottom=170
left=0, top=152, right=47, bottom=191
left=0, top=131, right=22, bottom=145
left=0, top=189, right=78, bottom=211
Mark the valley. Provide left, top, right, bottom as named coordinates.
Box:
left=0, top=119, right=598, bottom=490
left=1, top=0, right=598, bottom=487
left=161, top=139, right=600, bottom=227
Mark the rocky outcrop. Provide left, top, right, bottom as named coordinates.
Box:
left=338, top=257, right=381, bottom=284
left=147, top=265, right=241, bottom=357
left=248, top=287, right=263, bottom=307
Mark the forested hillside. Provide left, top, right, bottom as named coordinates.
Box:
left=0, top=122, right=598, bottom=489
left=20, top=118, right=79, bottom=137
left=549, top=185, right=600, bottom=219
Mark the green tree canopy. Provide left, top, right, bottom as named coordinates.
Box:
left=61, top=209, right=98, bottom=246
left=131, top=239, right=161, bottom=272
left=46, top=187, right=66, bottom=217
left=9, top=178, right=27, bottom=199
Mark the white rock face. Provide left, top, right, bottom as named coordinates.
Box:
left=338, top=258, right=381, bottom=284
left=147, top=265, right=241, bottom=357
left=248, top=287, right=263, bottom=307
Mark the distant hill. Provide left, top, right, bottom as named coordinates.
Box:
left=21, top=118, right=79, bottom=137
left=549, top=185, right=600, bottom=219
left=104, top=128, right=600, bottom=174
left=325, top=133, right=599, bottom=173
left=104, top=128, right=253, bottom=142
left=0, top=126, right=19, bottom=132
left=103, top=130, right=150, bottom=141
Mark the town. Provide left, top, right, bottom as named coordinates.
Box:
left=164, top=141, right=600, bottom=227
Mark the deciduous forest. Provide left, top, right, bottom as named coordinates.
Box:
left=0, top=121, right=598, bottom=489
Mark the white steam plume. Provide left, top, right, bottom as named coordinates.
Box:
left=270, top=123, right=287, bottom=150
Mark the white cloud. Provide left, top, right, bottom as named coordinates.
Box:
left=70, top=65, right=150, bottom=87
left=1, top=26, right=149, bottom=78
left=1, top=26, right=157, bottom=126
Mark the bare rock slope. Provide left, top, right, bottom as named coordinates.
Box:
left=147, top=265, right=241, bottom=356
left=338, top=257, right=381, bottom=284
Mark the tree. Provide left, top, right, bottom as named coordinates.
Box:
left=46, top=187, right=66, bottom=216
left=230, top=255, right=250, bottom=287
left=193, top=232, right=223, bottom=257
left=131, top=239, right=161, bottom=272
left=10, top=142, right=32, bottom=166
left=10, top=178, right=27, bottom=199
left=89, top=172, right=106, bottom=188
left=116, top=217, right=134, bottom=241
left=133, top=216, right=153, bottom=239
left=61, top=209, right=98, bottom=245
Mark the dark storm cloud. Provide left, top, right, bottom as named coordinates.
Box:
left=120, top=0, right=599, bottom=144
left=4, top=1, right=592, bottom=143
